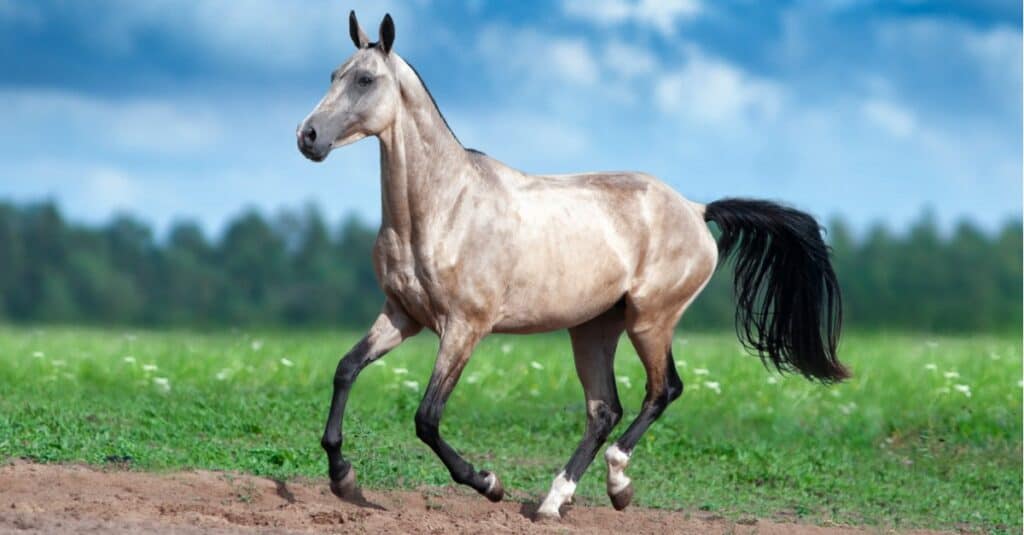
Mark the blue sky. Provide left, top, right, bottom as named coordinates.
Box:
left=0, top=0, right=1020, bottom=235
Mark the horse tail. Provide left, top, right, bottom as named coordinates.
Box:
left=703, top=198, right=848, bottom=383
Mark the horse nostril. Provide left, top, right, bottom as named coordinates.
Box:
left=302, top=125, right=317, bottom=144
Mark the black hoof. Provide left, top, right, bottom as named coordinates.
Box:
left=480, top=471, right=504, bottom=502
left=329, top=466, right=360, bottom=500
left=609, top=482, right=633, bottom=511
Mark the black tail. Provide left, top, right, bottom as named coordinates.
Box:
left=704, top=198, right=848, bottom=383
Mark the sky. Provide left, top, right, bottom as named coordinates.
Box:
left=0, top=0, right=1020, bottom=236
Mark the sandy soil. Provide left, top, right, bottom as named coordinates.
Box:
left=0, top=461, right=948, bottom=534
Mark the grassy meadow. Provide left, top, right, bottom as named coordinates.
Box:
left=0, top=326, right=1020, bottom=532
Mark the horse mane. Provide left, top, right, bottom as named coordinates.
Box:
left=403, top=59, right=463, bottom=147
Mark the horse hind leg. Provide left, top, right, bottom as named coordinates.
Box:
left=604, top=317, right=684, bottom=511
left=535, top=307, right=625, bottom=521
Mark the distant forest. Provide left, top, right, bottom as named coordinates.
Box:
left=0, top=201, right=1019, bottom=333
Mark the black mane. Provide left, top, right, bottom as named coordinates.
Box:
left=405, top=60, right=462, bottom=146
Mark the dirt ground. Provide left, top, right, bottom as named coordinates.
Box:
left=0, top=461, right=948, bottom=534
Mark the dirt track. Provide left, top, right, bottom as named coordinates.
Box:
left=0, top=461, right=947, bottom=534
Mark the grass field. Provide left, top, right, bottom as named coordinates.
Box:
left=0, top=326, right=1020, bottom=532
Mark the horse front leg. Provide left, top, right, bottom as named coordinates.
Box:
left=322, top=301, right=421, bottom=500
left=414, top=322, right=504, bottom=501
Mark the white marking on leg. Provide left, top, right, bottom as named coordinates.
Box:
left=605, top=444, right=631, bottom=495
left=537, top=471, right=576, bottom=518
left=483, top=472, right=497, bottom=493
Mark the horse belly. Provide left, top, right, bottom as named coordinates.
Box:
left=492, top=248, right=631, bottom=334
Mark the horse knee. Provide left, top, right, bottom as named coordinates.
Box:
left=414, top=407, right=439, bottom=444
left=321, top=433, right=341, bottom=453
left=333, top=357, right=362, bottom=389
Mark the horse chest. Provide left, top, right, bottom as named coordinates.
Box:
left=373, top=232, right=439, bottom=327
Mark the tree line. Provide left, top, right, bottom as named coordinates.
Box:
left=0, top=201, right=1019, bottom=333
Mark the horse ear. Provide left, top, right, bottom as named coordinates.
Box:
left=349, top=10, right=370, bottom=49
left=379, top=13, right=395, bottom=54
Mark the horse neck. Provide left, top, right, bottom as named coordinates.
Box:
left=377, top=63, right=467, bottom=242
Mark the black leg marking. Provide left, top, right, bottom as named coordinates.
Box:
left=320, top=306, right=419, bottom=500
left=321, top=338, right=384, bottom=499
left=414, top=328, right=503, bottom=501
left=615, top=349, right=683, bottom=453
left=564, top=399, right=622, bottom=482
left=538, top=311, right=624, bottom=520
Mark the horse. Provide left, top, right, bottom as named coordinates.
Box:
left=296, top=11, right=847, bottom=521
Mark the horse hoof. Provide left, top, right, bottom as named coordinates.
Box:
left=480, top=471, right=504, bottom=502
left=329, top=467, right=359, bottom=500
left=534, top=507, right=562, bottom=522
left=609, top=482, right=633, bottom=511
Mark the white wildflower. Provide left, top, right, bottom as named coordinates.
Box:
left=466, top=372, right=481, bottom=384
left=142, top=364, right=158, bottom=372
left=616, top=375, right=632, bottom=389
left=153, top=377, right=171, bottom=392
left=703, top=381, right=721, bottom=394
left=988, top=352, right=1001, bottom=360
left=251, top=340, right=263, bottom=351
left=953, top=384, right=971, bottom=397
left=215, top=369, right=230, bottom=381
left=392, top=367, right=408, bottom=375
left=371, top=360, right=387, bottom=367
left=500, top=343, right=513, bottom=355
left=529, top=388, right=540, bottom=397
left=401, top=380, right=419, bottom=391
left=32, top=351, right=44, bottom=358
left=279, top=358, right=294, bottom=367
left=943, top=371, right=960, bottom=379
left=693, top=368, right=710, bottom=376
left=839, top=402, right=857, bottom=415
left=529, top=361, right=544, bottom=370
left=123, top=356, right=136, bottom=364
left=923, top=363, right=937, bottom=371
left=675, top=360, right=687, bottom=368
left=766, top=376, right=780, bottom=385
left=51, top=359, right=66, bottom=367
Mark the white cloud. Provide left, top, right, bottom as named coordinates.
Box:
left=876, top=17, right=1022, bottom=89
left=654, top=49, right=783, bottom=125
left=452, top=110, right=590, bottom=166
left=74, top=0, right=408, bottom=68
left=562, top=0, right=702, bottom=35
left=83, top=168, right=142, bottom=212
left=0, top=89, right=223, bottom=156
left=603, top=40, right=658, bottom=79
left=861, top=98, right=916, bottom=139
left=550, top=40, right=600, bottom=85
left=476, top=26, right=601, bottom=88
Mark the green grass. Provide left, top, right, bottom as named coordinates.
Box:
left=0, top=326, right=1020, bottom=532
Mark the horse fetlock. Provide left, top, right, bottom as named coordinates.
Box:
left=480, top=470, right=504, bottom=502
left=605, top=444, right=633, bottom=510
left=329, top=466, right=359, bottom=500
left=536, top=471, right=576, bottom=520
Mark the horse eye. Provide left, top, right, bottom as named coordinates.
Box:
left=357, top=75, right=374, bottom=87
